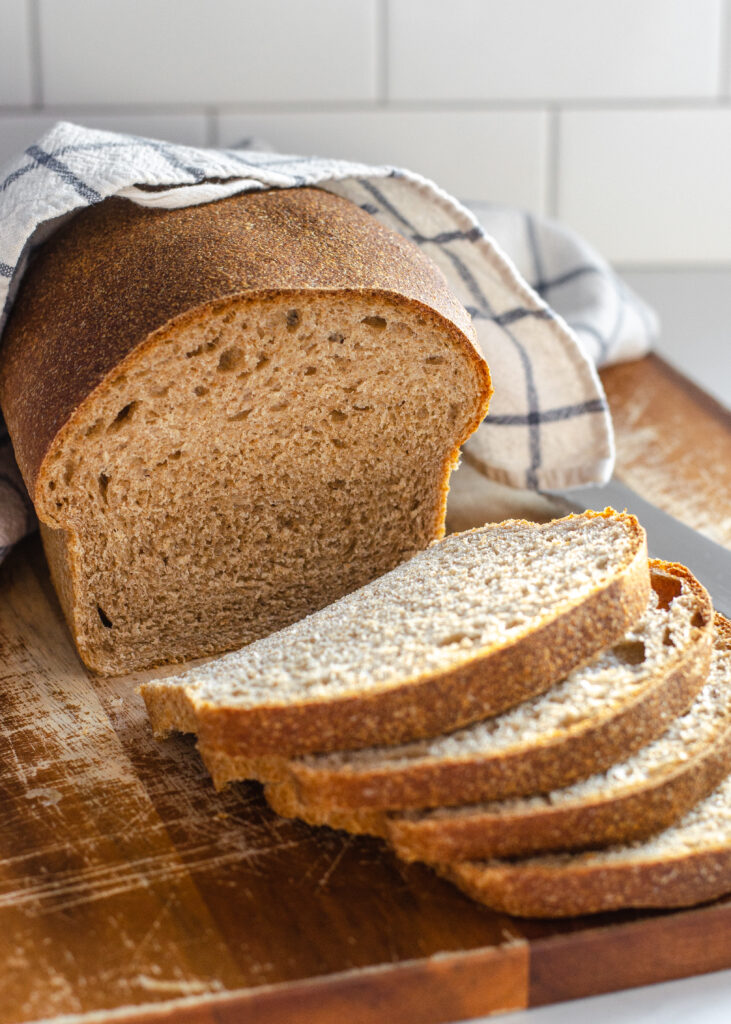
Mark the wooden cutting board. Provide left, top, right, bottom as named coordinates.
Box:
left=1, top=354, right=730, bottom=1024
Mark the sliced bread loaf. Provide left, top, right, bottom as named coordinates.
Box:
left=265, top=615, right=731, bottom=918
left=142, top=510, right=649, bottom=758
left=0, top=188, right=491, bottom=674
left=389, top=611, right=730, bottom=861
left=440, top=619, right=731, bottom=917
left=212, top=560, right=707, bottom=807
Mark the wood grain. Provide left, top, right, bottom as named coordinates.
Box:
left=602, top=354, right=731, bottom=547
left=1, top=352, right=730, bottom=1024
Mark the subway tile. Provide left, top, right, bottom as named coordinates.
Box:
left=558, top=109, right=731, bottom=262
left=389, top=0, right=722, bottom=101
left=0, top=0, right=33, bottom=105
left=38, top=0, right=377, bottom=105
left=0, top=113, right=208, bottom=168
left=218, top=109, right=548, bottom=209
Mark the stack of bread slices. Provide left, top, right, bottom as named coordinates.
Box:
left=141, top=509, right=731, bottom=918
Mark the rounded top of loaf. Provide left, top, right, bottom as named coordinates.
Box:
left=0, top=187, right=487, bottom=498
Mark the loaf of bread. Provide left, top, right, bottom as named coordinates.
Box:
left=0, top=187, right=491, bottom=674
left=142, top=510, right=649, bottom=758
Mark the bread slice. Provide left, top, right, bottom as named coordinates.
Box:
left=440, top=618, right=731, bottom=917
left=0, top=188, right=491, bottom=675
left=142, top=510, right=649, bottom=759
left=217, top=559, right=704, bottom=807
left=389, top=610, right=730, bottom=862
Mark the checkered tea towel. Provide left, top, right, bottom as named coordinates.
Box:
left=0, top=121, right=657, bottom=562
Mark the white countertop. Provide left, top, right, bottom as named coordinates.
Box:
left=620, top=267, right=731, bottom=411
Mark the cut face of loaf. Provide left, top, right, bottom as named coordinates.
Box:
left=207, top=560, right=708, bottom=809
left=142, top=510, right=650, bottom=758
left=441, top=620, right=731, bottom=917
left=0, top=188, right=491, bottom=674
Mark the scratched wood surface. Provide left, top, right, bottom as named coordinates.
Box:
left=1, top=352, right=730, bottom=1024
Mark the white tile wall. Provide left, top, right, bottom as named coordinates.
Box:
left=0, top=0, right=33, bottom=105
left=1, top=0, right=731, bottom=264
left=559, top=109, right=731, bottom=262
left=218, top=110, right=549, bottom=210
left=389, top=0, right=724, bottom=101
left=38, top=0, right=378, bottom=104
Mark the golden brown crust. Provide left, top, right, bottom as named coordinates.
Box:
left=174, top=513, right=650, bottom=760
left=0, top=187, right=489, bottom=502
left=439, top=849, right=731, bottom=918
left=264, top=781, right=389, bottom=839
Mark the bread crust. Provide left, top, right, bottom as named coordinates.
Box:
left=154, top=511, right=650, bottom=761
left=438, top=849, right=731, bottom=917
left=0, top=187, right=489, bottom=506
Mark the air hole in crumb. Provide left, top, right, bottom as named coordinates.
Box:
left=194, top=385, right=209, bottom=396
left=353, top=403, right=372, bottom=412
left=97, top=606, right=113, bottom=629
left=613, top=639, right=647, bottom=663
left=304, top=366, right=317, bottom=376
left=63, top=462, right=75, bottom=485
left=237, top=370, right=251, bottom=382
left=328, top=332, right=345, bottom=344
left=361, top=316, right=387, bottom=329
left=170, top=450, right=182, bottom=460
left=229, top=409, right=251, bottom=421
left=328, top=479, right=345, bottom=491
left=48, top=481, right=56, bottom=492
left=286, top=309, right=301, bottom=331
left=691, top=610, right=707, bottom=628
left=438, top=633, right=472, bottom=647
left=331, top=438, right=346, bottom=448
left=330, top=410, right=348, bottom=422
left=108, top=401, right=138, bottom=431
left=84, top=419, right=103, bottom=438
left=217, top=347, right=242, bottom=372
left=652, top=573, right=683, bottom=610
left=426, top=355, right=445, bottom=365
left=255, top=355, right=269, bottom=371
left=98, top=473, right=110, bottom=500
left=186, top=344, right=204, bottom=358
left=662, top=628, right=675, bottom=648
left=222, top=310, right=236, bottom=324
left=505, top=617, right=524, bottom=630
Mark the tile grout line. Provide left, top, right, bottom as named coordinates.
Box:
left=546, top=106, right=560, bottom=218
left=205, top=106, right=218, bottom=147
left=26, top=0, right=43, bottom=109
left=6, top=98, right=731, bottom=118
left=376, top=0, right=389, bottom=105
left=719, top=0, right=731, bottom=98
